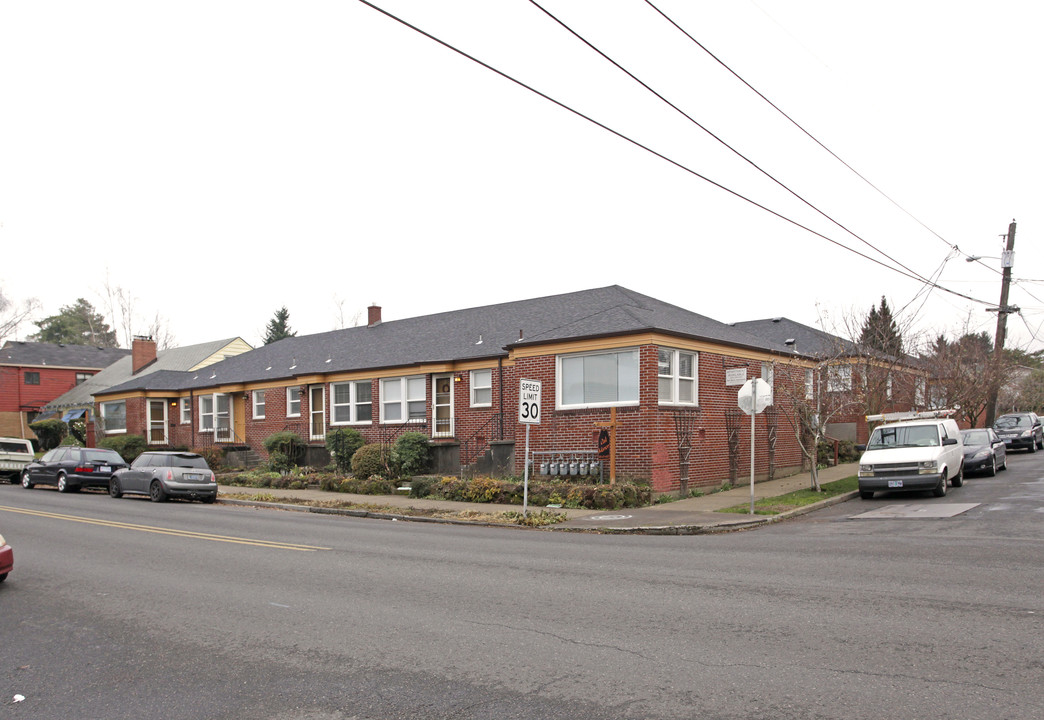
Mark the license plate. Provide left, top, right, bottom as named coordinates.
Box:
left=1004, top=439, right=1012, bottom=445
left=100, top=466, right=111, bottom=473
left=184, top=473, right=201, bottom=481
left=888, top=480, right=904, bottom=488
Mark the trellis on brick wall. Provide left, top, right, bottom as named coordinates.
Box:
left=765, top=406, right=779, bottom=481
left=725, top=409, right=743, bottom=484
left=672, top=408, right=701, bottom=495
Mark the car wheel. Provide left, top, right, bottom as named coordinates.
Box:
left=932, top=471, right=948, bottom=497
left=0, top=572, right=7, bottom=583
left=149, top=480, right=167, bottom=503
left=859, top=490, right=874, bottom=500
left=987, top=456, right=997, bottom=477
left=952, top=464, right=964, bottom=488
left=1001, top=455, right=1007, bottom=470
left=21, top=471, right=33, bottom=489
left=202, top=494, right=217, bottom=504
left=1029, top=442, right=1037, bottom=454
left=108, top=478, right=123, bottom=499
left=57, top=473, right=70, bottom=493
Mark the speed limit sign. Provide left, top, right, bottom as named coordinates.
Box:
left=519, top=379, right=541, bottom=424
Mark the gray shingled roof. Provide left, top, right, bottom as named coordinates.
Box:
left=100, top=287, right=794, bottom=396
left=1, top=341, right=130, bottom=369
left=731, top=318, right=859, bottom=358
left=44, top=338, right=245, bottom=409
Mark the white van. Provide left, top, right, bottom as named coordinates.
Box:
left=1, top=437, right=35, bottom=483
left=857, top=414, right=964, bottom=499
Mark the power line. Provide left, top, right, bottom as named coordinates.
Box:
left=526, top=0, right=939, bottom=298
left=643, top=0, right=977, bottom=260
left=354, top=0, right=996, bottom=308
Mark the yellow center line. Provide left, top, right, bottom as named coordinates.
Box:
left=0, top=505, right=331, bottom=552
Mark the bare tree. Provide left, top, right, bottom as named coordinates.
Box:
left=0, top=286, right=40, bottom=344
left=99, top=273, right=175, bottom=348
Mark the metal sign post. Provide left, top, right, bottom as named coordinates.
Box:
left=519, top=379, right=541, bottom=517
left=738, top=377, right=772, bottom=515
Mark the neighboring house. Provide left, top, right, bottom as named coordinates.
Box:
left=0, top=341, right=130, bottom=441
left=733, top=317, right=928, bottom=444
left=94, top=286, right=831, bottom=493
left=44, top=336, right=253, bottom=446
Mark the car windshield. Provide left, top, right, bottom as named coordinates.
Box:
left=995, top=415, right=1028, bottom=428
left=962, top=430, right=990, bottom=446
left=867, top=424, right=940, bottom=449
left=84, top=449, right=123, bottom=463
left=171, top=454, right=209, bottom=469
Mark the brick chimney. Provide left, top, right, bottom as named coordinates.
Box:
left=367, top=304, right=382, bottom=327
left=132, top=335, right=157, bottom=374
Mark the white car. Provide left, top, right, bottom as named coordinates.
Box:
left=857, top=416, right=964, bottom=499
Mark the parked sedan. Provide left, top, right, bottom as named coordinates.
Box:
left=993, top=412, right=1044, bottom=452
left=21, top=446, right=128, bottom=492
left=960, top=428, right=1007, bottom=476
left=0, top=531, right=12, bottom=583
left=108, top=451, right=218, bottom=503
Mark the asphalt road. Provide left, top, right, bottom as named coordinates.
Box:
left=1, top=450, right=1042, bottom=720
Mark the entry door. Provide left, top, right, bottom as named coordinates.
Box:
left=148, top=400, right=168, bottom=444
left=433, top=374, right=453, bottom=437
left=310, top=386, right=326, bottom=441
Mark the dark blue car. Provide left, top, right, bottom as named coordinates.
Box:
left=21, top=446, right=128, bottom=493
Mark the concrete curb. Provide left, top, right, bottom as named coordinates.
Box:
left=217, top=489, right=861, bottom=534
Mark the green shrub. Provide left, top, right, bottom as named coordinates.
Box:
left=262, top=432, right=306, bottom=466
left=29, top=419, right=68, bottom=450
left=409, top=475, right=436, bottom=498
left=68, top=417, right=87, bottom=445
left=392, top=432, right=431, bottom=476
left=351, top=443, right=395, bottom=479
left=267, top=451, right=295, bottom=474
left=326, top=428, right=365, bottom=473
left=99, top=434, right=148, bottom=463
left=337, top=475, right=397, bottom=495
left=59, top=434, right=85, bottom=447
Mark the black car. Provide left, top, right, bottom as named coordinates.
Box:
left=21, top=446, right=128, bottom=492
left=960, top=428, right=1007, bottom=476
left=992, top=412, right=1044, bottom=452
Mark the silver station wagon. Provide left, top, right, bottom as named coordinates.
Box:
left=108, top=451, right=218, bottom=503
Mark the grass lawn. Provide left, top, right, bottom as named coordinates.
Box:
left=717, top=475, right=858, bottom=515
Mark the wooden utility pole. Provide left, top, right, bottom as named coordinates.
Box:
left=594, top=408, right=618, bottom=485
left=985, top=219, right=1017, bottom=427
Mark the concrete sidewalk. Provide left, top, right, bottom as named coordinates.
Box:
left=217, top=463, right=859, bottom=534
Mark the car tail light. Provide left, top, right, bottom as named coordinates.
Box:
left=74, top=466, right=94, bottom=473
left=166, top=470, right=173, bottom=481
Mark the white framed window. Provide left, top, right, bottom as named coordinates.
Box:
left=470, top=369, right=492, bottom=407
left=286, top=387, right=301, bottom=417
left=558, top=348, right=639, bottom=409
left=805, top=369, right=814, bottom=400
left=826, top=364, right=852, bottom=392
left=658, top=348, right=698, bottom=406
left=252, top=390, right=266, bottom=419
left=101, top=400, right=126, bottom=433
left=331, top=380, right=373, bottom=424
left=200, top=395, right=215, bottom=431
left=380, top=376, right=426, bottom=423
left=180, top=397, right=191, bottom=424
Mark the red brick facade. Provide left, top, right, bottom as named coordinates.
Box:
left=95, top=336, right=829, bottom=493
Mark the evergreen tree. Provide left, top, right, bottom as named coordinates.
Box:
left=30, top=298, right=118, bottom=347
left=263, top=306, right=296, bottom=345
left=859, top=296, right=903, bottom=357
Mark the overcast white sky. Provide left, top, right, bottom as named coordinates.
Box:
left=2, top=1, right=1041, bottom=354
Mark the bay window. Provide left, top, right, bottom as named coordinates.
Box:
left=558, top=349, right=639, bottom=409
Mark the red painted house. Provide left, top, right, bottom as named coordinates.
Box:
left=0, top=341, right=130, bottom=443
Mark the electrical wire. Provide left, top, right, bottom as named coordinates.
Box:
left=354, top=0, right=997, bottom=308
left=526, top=0, right=939, bottom=300
left=643, top=0, right=969, bottom=257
